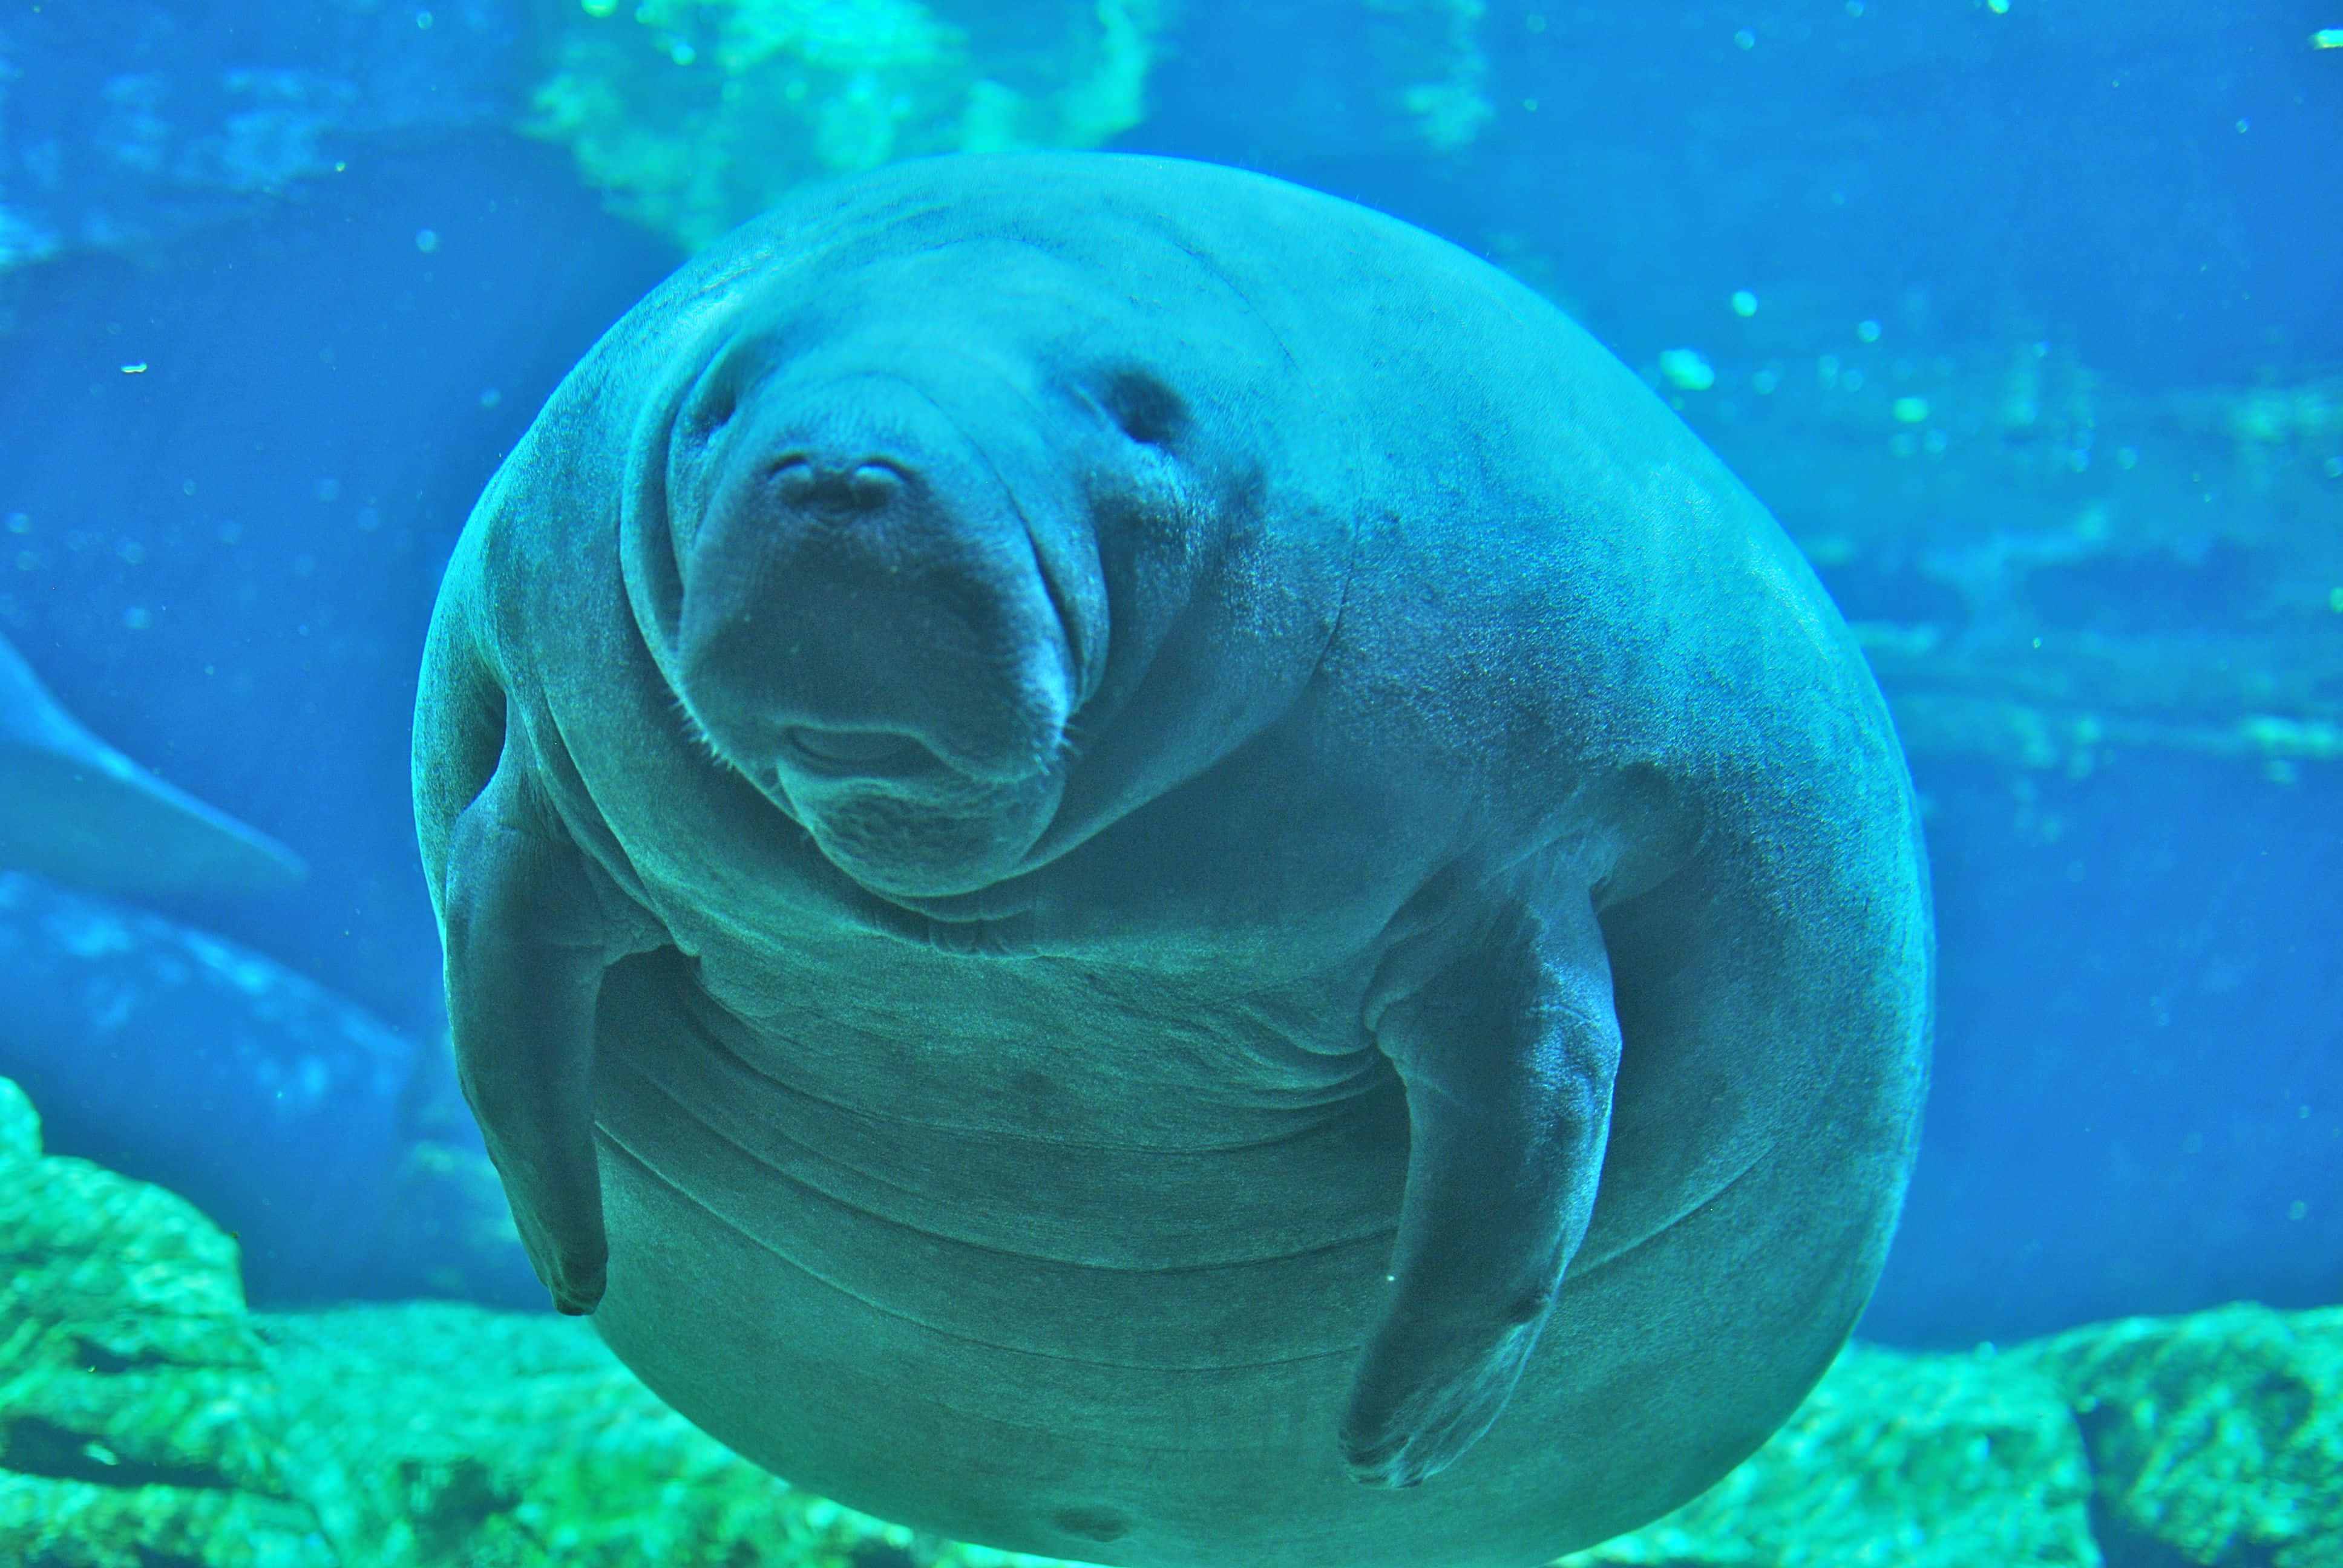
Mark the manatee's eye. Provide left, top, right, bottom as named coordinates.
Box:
left=1098, top=368, right=1189, bottom=450
left=683, top=342, right=767, bottom=445
left=684, top=374, right=740, bottom=440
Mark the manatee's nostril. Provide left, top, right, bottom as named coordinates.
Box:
left=766, top=456, right=908, bottom=519
left=773, top=458, right=818, bottom=505
left=847, top=462, right=904, bottom=511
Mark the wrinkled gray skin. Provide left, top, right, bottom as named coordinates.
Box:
left=415, top=153, right=1931, bottom=1568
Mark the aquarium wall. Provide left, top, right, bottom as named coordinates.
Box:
left=1, top=1, right=2337, bottom=1564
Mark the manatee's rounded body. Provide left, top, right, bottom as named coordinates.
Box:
left=416, top=154, right=1930, bottom=1567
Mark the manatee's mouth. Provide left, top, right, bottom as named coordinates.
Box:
left=775, top=763, right=1067, bottom=901
left=669, top=361, right=1081, bottom=776
left=781, top=727, right=943, bottom=780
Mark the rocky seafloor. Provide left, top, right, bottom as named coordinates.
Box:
left=3, top=1073, right=2336, bottom=1568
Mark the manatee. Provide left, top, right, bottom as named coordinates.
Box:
left=414, top=152, right=1932, bottom=1567
left=0, top=633, right=303, bottom=893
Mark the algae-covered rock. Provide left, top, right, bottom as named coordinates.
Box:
left=0, top=1074, right=34, bottom=1160
left=2017, top=1303, right=2343, bottom=1568
left=528, top=0, right=1167, bottom=250
left=259, top=1302, right=807, bottom=1567
left=1558, top=1342, right=2102, bottom=1567
left=1643, top=349, right=2343, bottom=778
left=1380, top=0, right=1492, bottom=152
left=0, top=1077, right=331, bottom=1567
left=255, top=1301, right=1062, bottom=1568
left=0, top=0, right=516, bottom=273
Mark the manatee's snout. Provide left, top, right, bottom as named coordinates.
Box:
left=673, top=367, right=1080, bottom=892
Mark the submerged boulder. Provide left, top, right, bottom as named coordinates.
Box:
left=1558, top=1342, right=2101, bottom=1567
left=255, top=1302, right=897, bottom=1568
left=0, top=1076, right=331, bottom=1567
left=2018, top=1302, right=2343, bottom=1568
left=0, top=2, right=517, bottom=272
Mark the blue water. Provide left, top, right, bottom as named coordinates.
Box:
left=0, top=0, right=2335, bottom=1353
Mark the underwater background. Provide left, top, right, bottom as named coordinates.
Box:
left=0, top=1, right=2337, bottom=1563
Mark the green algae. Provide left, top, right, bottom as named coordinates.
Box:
left=258, top=1302, right=862, bottom=1568
left=0, top=1078, right=332, bottom=1567
left=1632, top=351, right=2343, bottom=777
left=2017, top=1303, right=2343, bottom=1568
left=0, top=1076, right=33, bottom=1161
left=525, top=0, right=1167, bottom=251
left=1558, top=1344, right=2101, bottom=1567
left=254, top=1301, right=1076, bottom=1568
left=1389, top=0, right=1492, bottom=152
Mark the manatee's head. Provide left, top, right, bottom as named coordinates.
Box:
left=620, top=209, right=1349, bottom=905
left=640, top=307, right=1090, bottom=900
left=612, top=223, right=1233, bottom=903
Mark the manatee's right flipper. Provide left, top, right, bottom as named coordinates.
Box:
left=442, top=741, right=654, bottom=1315
left=1344, top=871, right=1623, bottom=1488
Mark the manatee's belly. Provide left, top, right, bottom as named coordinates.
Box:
left=582, top=950, right=1889, bottom=1568
left=676, top=924, right=1390, bottom=1149
left=592, top=946, right=1410, bottom=1353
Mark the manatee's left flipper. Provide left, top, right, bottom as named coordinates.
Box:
left=443, top=741, right=660, bottom=1315
left=1345, top=875, right=1622, bottom=1488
